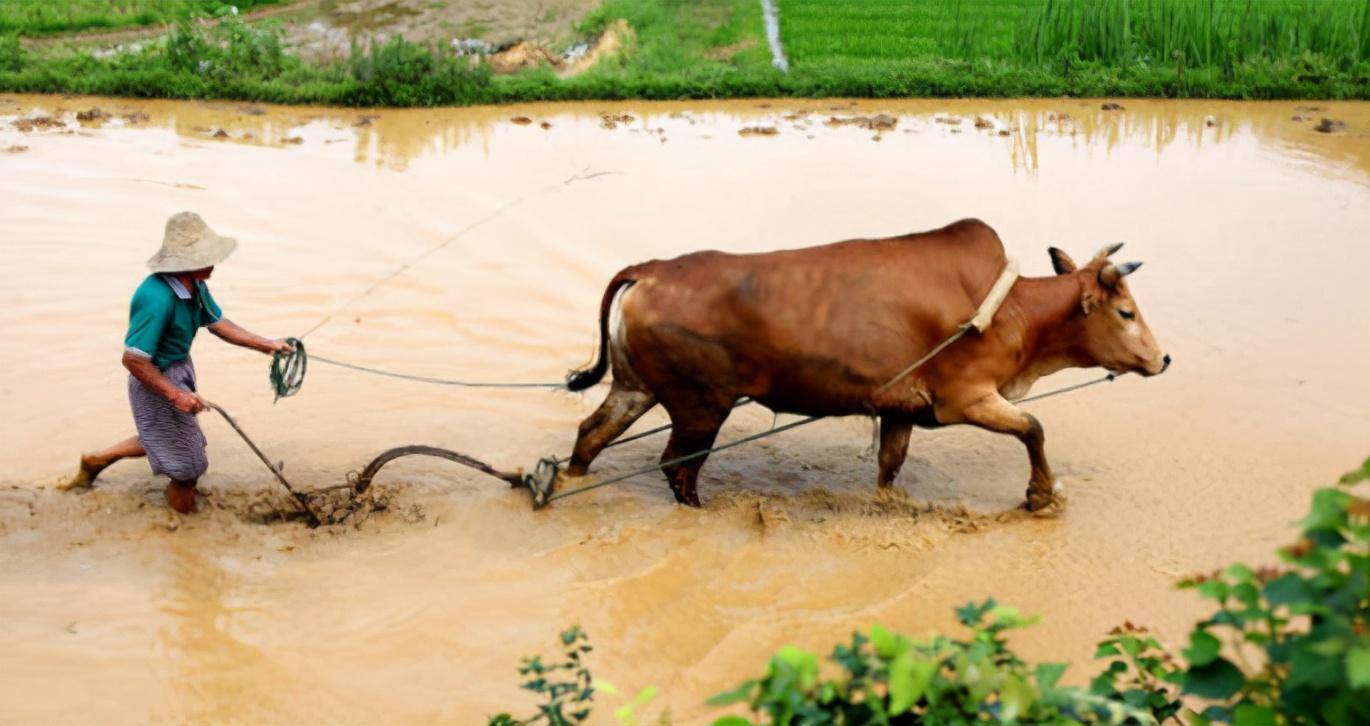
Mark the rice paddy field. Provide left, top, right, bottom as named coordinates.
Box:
left=0, top=0, right=1366, bottom=105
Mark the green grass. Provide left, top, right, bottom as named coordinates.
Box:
left=0, top=0, right=1366, bottom=104
left=777, top=0, right=1370, bottom=98
left=0, top=0, right=286, bottom=37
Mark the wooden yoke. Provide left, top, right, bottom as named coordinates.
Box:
left=970, top=258, right=1019, bottom=333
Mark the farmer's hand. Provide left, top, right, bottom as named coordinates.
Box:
left=170, top=389, right=206, bottom=415
left=266, top=338, right=295, bottom=356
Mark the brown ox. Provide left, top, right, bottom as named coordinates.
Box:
left=563, top=219, right=1168, bottom=511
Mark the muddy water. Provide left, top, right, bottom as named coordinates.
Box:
left=2, top=95, right=1368, bottom=723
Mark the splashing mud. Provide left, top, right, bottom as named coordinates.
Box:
left=1, top=96, right=1368, bottom=723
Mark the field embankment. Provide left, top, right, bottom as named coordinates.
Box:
left=0, top=0, right=1367, bottom=105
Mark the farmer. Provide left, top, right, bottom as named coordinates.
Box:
left=60, top=212, right=293, bottom=514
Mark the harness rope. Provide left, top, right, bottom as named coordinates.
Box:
left=269, top=337, right=566, bottom=401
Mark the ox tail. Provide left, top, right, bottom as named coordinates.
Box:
left=566, top=268, right=641, bottom=392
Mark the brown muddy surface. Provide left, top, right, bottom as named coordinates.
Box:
left=2, top=95, right=1368, bottom=723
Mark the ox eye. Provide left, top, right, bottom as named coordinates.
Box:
left=1118, top=309, right=1135, bottom=321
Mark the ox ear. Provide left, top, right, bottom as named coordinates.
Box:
left=1048, top=247, right=1077, bottom=275
left=1098, top=261, right=1142, bottom=289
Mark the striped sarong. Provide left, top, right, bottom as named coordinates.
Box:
left=128, top=357, right=208, bottom=481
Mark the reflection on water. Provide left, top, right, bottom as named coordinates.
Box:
left=158, top=544, right=282, bottom=723
left=3, top=96, right=1366, bottom=178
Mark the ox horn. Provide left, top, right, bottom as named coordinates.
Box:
left=1098, top=241, right=1124, bottom=258
left=1098, top=261, right=1142, bottom=288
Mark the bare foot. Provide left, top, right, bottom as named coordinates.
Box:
left=166, top=482, right=197, bottom=514
left=58, top=455, right=108, bottom=491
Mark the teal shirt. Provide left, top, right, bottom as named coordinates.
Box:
left=124, top=275, right=223, bottom=370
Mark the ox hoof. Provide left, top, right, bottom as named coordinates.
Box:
left=668, top=484, right=702, bottom=507
left=1025, top=485, right=1066, bottom=517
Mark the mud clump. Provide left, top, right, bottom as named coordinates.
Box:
left=1314, top=118, right=1347, bottom=133
left=1101, top=102, right=1125, bottom=111
left=935, top=115, right=962, bottom=125
left=354, top=114, right=379, bottom=127
left=599, top=112, right=634, bottom=129
left=738, top=125, right=779, bottom=137
left=301, top=486, right=410, bottom=528
left=973, top=116, right=994, bottom=129
left=4, top=145, right=28, bottom=154
left=121, top=112, right=150, bottom=124
left=826, top=114, right=898, bottom=132
left=509, top=116, right=533, bottom=125
left=12, top=115, right=64, bottom=132
left=238, top=105, right=267, bottom=116
left=283, top=136, right=304, bottom=144
left=211, top=128, right=229, bottom=139
left=539, top=121, right=552, bottom=130
left=75, top=107, right=109, bottom=122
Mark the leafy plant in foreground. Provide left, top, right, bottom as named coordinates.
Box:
left=1168, top=457, right=1370, bottom=724
left=489, top=626, right=596, bottom=726
left=493, top=459, right=1369, bottom=724
left=709, top=458, right=1370, bottom=724
left=708, top=601, right=1152, bottom=724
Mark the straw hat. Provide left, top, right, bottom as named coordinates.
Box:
left=146, top=212, right=238, bottom=273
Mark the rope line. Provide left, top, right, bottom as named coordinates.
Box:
left=544, top=415, right=820, bottom=504
left=268, top=337, right=566, bottom=400
left=298, top=197, right=527, bottom=340
left=298, top=167, right=617, bottom=340
left=539, top=371, right=1124, bottom=504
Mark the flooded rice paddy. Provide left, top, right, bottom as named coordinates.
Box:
left=1, top=95, right=1368, bottom=723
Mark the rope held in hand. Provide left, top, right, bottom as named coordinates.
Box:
left=268, top=337, right=567, bottom=401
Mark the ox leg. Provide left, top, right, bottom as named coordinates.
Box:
left=945, top=393, right=1062, bottom=513
left=567, top=384, right=656, bottom=476
left=658, top=401, right=731, bottom=507
left=877, top=416, right=914, bottom=488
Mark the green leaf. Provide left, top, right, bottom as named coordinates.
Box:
left=869, top=624, right=901, bottom=658
left=999, top=673, right=1037, bottom=721
left=711, top=718, right=753, bottom=726
left=1094, top=642, right=1120, bottom=658
left=593, top=679, right=618, bottom=696
left=1184, top=630, right=1222, bottom=667
left=705, top=680, right=757, bottom=707
left=1339, top=457, right=1370, bottom=484
left=1183, top=657, right=1245, bottom=700
left=1302, top=489, right=1350, bottom=531
left=1035, top=662, right=1067, bottom=692
left=1196, top=580, right=1229, bottom=601
left=1348, top=644, right=1370, bottom=689
left=888, top=653, right=936, bottom=715
left=1232, top=703, right=1276, bottom=726
left=1263, top=573, right=1312, bottom=607
left=773, top=646, right=819, bottom=689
